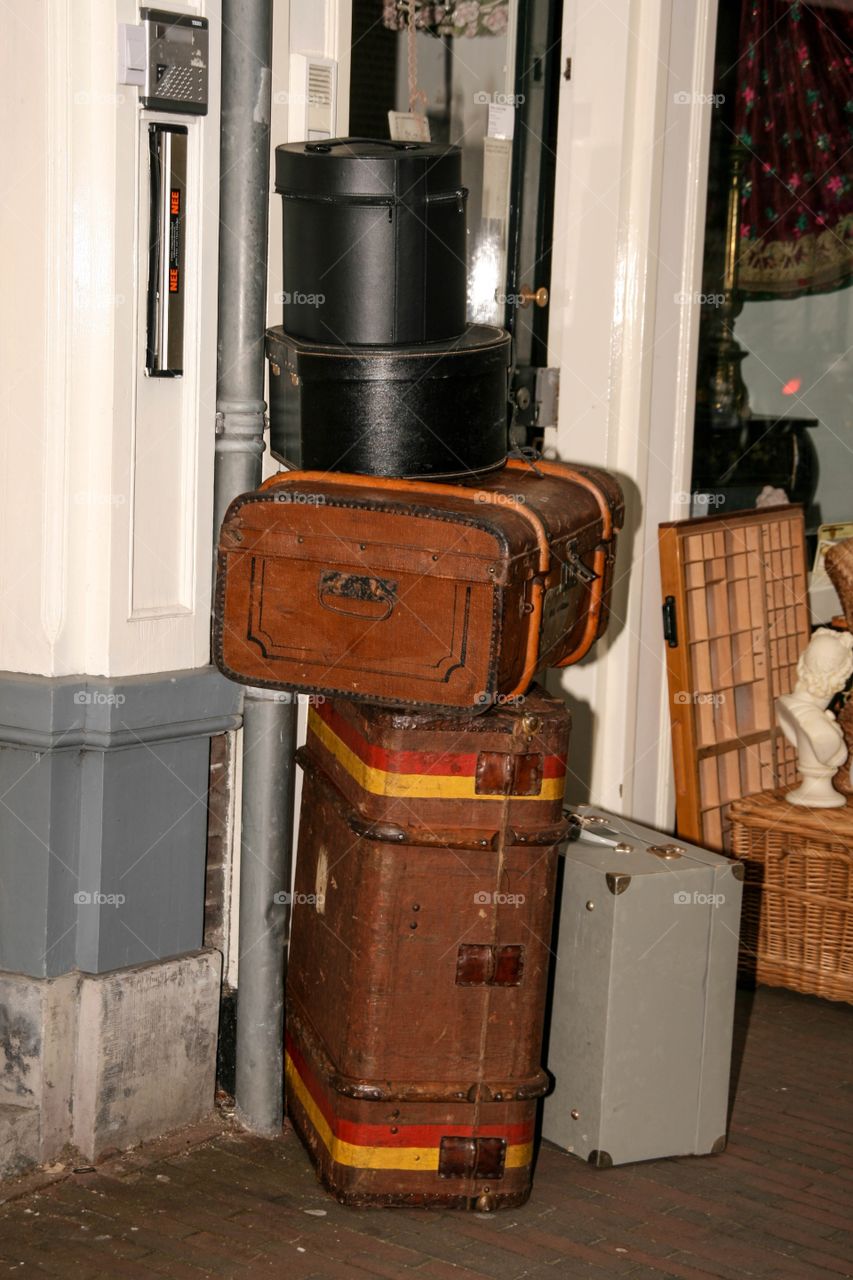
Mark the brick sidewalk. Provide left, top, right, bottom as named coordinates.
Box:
left=0, top=987, right=851, bottom=1279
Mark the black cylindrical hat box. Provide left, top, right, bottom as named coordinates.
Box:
left=266, top=324, right=510, bottom=479
left=275, top=138, right=468, bottom=347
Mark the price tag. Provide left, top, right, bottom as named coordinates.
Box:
left=482, top=137, right=512, bottom=220
left=487, top=103, right=515, bottom=140
left=388, top=111, right=431, bottom=142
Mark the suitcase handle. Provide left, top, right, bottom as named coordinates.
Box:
left=261, top=469, right=550, bottom=701
left=505, top=457, right=614, bottom=667
left=304, top=137, right=424, bottom=153
left=565, top=809, right=637, bottom=852
left=318, top=570, right=396, bottom=621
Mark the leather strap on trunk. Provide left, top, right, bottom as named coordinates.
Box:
left=505, top=457, right=615, bottom=667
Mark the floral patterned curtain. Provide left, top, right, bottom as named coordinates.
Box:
left=382, top=0, right=509, bottom=37
left=735, top=0, right=853, bottom=297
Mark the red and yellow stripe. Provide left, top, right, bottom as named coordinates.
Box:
left=285, top=1033, right=533, bottom=1173
left=307, top=702, right=565, bottom=803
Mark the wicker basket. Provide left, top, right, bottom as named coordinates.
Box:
left=729, top=789, right=853, bottom=1003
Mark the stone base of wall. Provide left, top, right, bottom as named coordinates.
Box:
left=0, top=949, right=221, bottom=1179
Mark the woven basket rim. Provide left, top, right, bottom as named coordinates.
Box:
left=729, top=787, right=853, bottom=839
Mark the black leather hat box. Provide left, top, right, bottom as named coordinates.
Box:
left=274, top=138, right=468, bottom=347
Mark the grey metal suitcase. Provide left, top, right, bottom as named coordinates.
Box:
left=542, top=807, right=743, bottom=1167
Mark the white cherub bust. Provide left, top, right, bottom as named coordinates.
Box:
left=777, top=628, right=853, bottom=808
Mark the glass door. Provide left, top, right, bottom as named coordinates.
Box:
left=349, top=0, right=564, bottom=446
left=690, top=0, right=853, bottom=576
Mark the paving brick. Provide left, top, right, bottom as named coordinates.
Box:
left=795, top=1253, right=853, bottom=1279
left=404, top=1261, right=529, bottom=1280
left=0, top=988, right=852, bottom=1279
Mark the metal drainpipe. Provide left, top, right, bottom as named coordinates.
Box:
left=214, top=0, right=296, bottom=1137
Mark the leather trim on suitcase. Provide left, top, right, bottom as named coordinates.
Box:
left=504, top=458, right=622, bottom=667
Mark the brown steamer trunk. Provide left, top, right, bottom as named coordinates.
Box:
left=285, top=690, right=571, bottom=1209
left=214, top=459, right=624, bottom=712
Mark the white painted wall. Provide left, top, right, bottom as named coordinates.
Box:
left=266, top=0, right=351, bottom=345
left=547, top=0, right=718, bottom=827
left=0, top=0, right=221, bottom=678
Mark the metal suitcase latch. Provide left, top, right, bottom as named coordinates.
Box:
left=438, top=1136, right=507, bottom=1180
left=475, top=752, right=543, bottom=797
left=455, top=943, right=525, bottom=987
left=563, top=544, right=599, bottom=586
left=647, top=843, right=685, bottom=860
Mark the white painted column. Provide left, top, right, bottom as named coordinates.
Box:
left=0, top=0, right=221, bottom=679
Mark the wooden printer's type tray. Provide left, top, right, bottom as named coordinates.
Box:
left=658, top=506, right=810, bottom=850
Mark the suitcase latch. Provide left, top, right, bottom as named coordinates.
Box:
left=475, top=752, right=543, bottom=796
left=563, top=544, right=599, bottom=586
left=648, top=843, right=685, bottom=859
left=438, top=1136, right=507, bottom=1180
left=456, top=944, right=524, bottom=987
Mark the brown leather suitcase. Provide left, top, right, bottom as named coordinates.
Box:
left=214, top=459, right=624, bottom=712
left=302, top=682, right=569, bottom=836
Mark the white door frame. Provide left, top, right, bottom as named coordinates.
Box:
left=546, top=0, right=719, bottom=828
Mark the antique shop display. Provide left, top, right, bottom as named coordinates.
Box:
left=285, top=691, right=571, bottom=1208
left=731, top=790, right=853, bottom=1004
left=240, top=132, right=628, bottom=1212
left=776, top=628, right=853, bottom=809
left=659, top=505, right=810, bottom=849
left=692, top=0, right=853, bottom=515
left=691, top=144, right=818, bottom=514
left=543, top=808, right=742, bottom=1166
left=214, top=459, right=623, bottom=712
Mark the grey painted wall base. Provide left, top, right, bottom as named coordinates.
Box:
left=0, top=949, right=221, bottom=1180
left=0, top=667, right=241, bottom=977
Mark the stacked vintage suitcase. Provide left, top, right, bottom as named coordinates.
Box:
left=214, top=139, right=629, bottom=1208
